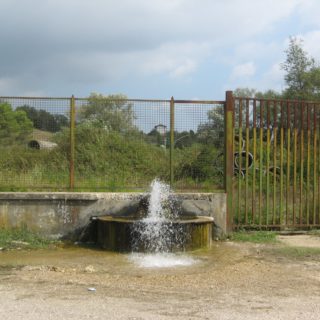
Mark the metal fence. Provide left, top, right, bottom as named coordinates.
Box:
left=0, top=95, right=224, bottom=192
left=1, top=92, right=320, bottom=230
left=231, top=95, right=320, bottom=229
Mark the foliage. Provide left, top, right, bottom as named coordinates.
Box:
left=233, top=87, right=258, bottom=98
left=0, top=227, right=56, bottom=249
left=55, top=125, right=170, bottom=187
left=0, top=103, right=33, bottom=144
left=231, top=231, right=278, bottom=243
left=281, top=37, right=320, bottom=100
left=195, top=88, right=284, bottom=151
left=174, top=144, right=221, bottom=183
left=147, top=129, right=197, bottom=149
left=174, top=130, right=197, bottom=149
left=197, top=108, right=224, bottom=149
left=16, top=105, right=69, bottom=132
left=78, top=93, right=137, bottom=133
left=147, top=128, right=166, bottom=146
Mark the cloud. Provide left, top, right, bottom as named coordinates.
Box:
left=260, top=63, right=285, bottom=92
left=0, top=0, right=314, bottom=96
left=137, top=42, right=209, bottom=79
left=301, top=30, right=320, bottom=60
left=230, top=62, right=256, bottom=80
left=0, top=77, right=16, bottom=93
left=296, top=0, right=320, bottom=28
left=169, top=59, right=197, bottom=78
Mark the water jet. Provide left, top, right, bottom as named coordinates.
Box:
left=96, top=179, right=214, bottom=252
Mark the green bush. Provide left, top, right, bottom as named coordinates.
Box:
left=54, top=125, right=170, bottom=189
left=0, top=227, right=56, bottom=249
left=175, top=144, right=221, bottom=182
left=0, top=102, right=33, bottom=145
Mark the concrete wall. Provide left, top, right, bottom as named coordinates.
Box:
left=0, top=192, right=227, bottom=240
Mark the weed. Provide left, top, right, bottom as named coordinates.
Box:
left=230, top=231, right=278, bottom=243
left=272, top=246, right=320, bottom=258
left=0, top=227, right=57, bottom=250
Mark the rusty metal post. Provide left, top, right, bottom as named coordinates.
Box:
left=307, top=103, right=311, bottom=225
left=259, top=100, right=264, bottom=225
left=69, top=95, right=76, bottom=190
left=280, top=101, right=284, bottom=225
left=313, top=104, right=317, bottom=225
left=300, top=103, right=305, bottom=225
left=245, top=99, right=250, bottom=224
left=252, top=99, right=257, bottom=223
left=273, top=101, right=278, bottom=225
left=237, top=99, right=243, bottom=224
left=266, top=101, right=271, bottom=225
left=170, top=96, right=175, bottom=187
left=293, top=102, right=298, bottom=226
left=225, top=91, right=234, bottom=232
left=286, top=101, right=291, bottom=225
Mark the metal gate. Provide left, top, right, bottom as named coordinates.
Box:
left=229, top=93, right=320, bottom=229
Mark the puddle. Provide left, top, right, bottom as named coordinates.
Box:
left=128, top=252, right=198, bottom=268
left=0, top=242, right=240, bottom=276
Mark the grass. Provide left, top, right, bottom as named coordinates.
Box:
left=271, top=246, right=320, bottom=258
left=0, top=129, right=223, bottom=192
left=230, top=231, right=278, bottom=243
left=309, top=229, right=320, bottom=236
left=0, top=227, right=58, bottom=250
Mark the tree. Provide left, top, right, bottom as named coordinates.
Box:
left=281, top=37, right=318, bottom=100
left=147, top=128, right=165, bottom=146
left=197, top=107, right=225, bottom=148
left=174, top=130, right=197, bottom=149
left=78, top=93, right=137, bottom=133
left=233, top=87, right=258, bottom=98
left=16, top=105, right=69, bottom=132
left=0, top=103, right=33, bottom=144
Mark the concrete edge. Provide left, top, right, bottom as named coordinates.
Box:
left=0, top=192, right=222, bottom=201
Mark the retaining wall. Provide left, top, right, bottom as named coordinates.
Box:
left=0, top=192, right=227, bottom=240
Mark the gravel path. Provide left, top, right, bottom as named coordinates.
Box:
left=0, top=237, right=320, bottom=320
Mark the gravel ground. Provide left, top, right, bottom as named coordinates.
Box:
left=0, top=236, right=320, bottom=320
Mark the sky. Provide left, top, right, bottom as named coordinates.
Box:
left=1, top=0, right=320, bottom=100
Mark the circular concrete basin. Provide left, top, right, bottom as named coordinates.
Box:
left=96, top=215, right=214, bottom=252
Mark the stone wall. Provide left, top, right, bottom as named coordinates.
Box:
left=0, top=192, right=227, bottom=240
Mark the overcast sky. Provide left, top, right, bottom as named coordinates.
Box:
left=1, top=0, right=320, bottom=99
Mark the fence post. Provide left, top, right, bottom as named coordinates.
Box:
left=170, top=96, right=175, bottom=187
left=69, top=95, right=76, bottom=190
left=225, top=91, right=234, bottom=232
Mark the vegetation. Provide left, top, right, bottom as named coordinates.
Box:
left=16, top=105, right=68, bottom=132
left=281, top=37, right=320, bottom=100
left=0, top=227, right=57, bottom=250
left=78, top=93, right=137, bottom=133
left=232, top=37, right=320, bottom=101
left=270, top=246, right=320, bottom=259
left=0, top=103, right=33, bottom=145
left=1, top=38, right=320, bottom=193
left=230, top=231, right=278, bottom=243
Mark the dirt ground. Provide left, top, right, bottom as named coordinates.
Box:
left=1, top=235, right=320, bottom=320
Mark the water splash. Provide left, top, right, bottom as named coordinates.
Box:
left=132, top=179, right=185, bottom=253
left=129, top=252, right=197, bottom=268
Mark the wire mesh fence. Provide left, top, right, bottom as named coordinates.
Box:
left=0, top=95, right=225, bottom=192
left=2, top=92, right=320, bottom=230
left=173, top=100, right=225, bottom=191
left=0, top=96, right=71, bottom=190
